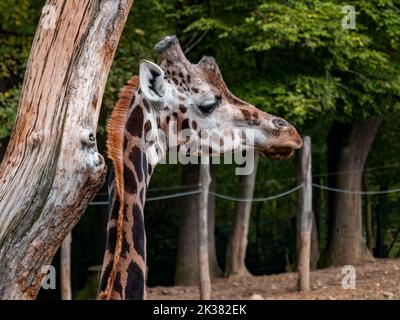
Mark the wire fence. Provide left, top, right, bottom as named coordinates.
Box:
left=93, top=162, right=400, bottom=195
left=88, top=162, right=400, bottom=206
left=312, top=183, right=400, bottom=195
left=89, top=180, right=400, bottom=206
left=209, top=184, right=304, bottom=202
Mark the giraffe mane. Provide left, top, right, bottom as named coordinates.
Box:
left=106, top=75, right=139, bottom=206
left=102, top=75, right=139, bottom=299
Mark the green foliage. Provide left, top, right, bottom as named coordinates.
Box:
left=100, top=0, right=180, bottom=136
left=178, top=0, right=400, bottom=124
left=0, top=86, right=20, bottom=138
left=0, top=0, right=43, bottom=138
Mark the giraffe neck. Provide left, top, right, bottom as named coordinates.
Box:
left=99, top=91, right=161, bottom=300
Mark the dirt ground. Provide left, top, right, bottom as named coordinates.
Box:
left=148, top=259, right=400, bottom=300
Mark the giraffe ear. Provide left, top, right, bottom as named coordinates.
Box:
left=139, top=60, right=166, bottom=104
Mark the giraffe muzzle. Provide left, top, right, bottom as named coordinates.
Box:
left=262, top=117, right=303, bottom=160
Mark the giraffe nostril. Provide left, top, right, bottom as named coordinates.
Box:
left=272, top=118, right=288, bottom=128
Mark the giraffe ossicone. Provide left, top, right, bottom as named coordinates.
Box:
left=98, top=35, right=302, bottom=300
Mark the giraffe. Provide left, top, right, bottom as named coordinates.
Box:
left=98, top=35, right=303, bottom=300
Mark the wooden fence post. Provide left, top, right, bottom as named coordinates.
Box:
left=198, top=161, right=211, bottom=300
left=60, top=233, right=72, bottom=300
left=297, top=136, right=312, bottom=292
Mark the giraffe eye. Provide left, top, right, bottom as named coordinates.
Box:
left=199, top=100, right=219, bottom=114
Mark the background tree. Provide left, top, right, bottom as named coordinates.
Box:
left=175, top=164, right=221, bottom=285
left=225, top=154, right=259, bottom=277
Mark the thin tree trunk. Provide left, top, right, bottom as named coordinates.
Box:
left=198, top=162, right=211, bottom=300
left=225, top=153, right=259, bottom=277
left=175, top=163, right=221, bottom=285
left=297, top=136, right=312, bottom=292
left=175, top=164, right=199, bottom=285
left=326, top=124, right=343, bottom=251
left=207, top=165, right=222, bottom=276
left=254, top=201, right=266, bottom=268
left=60, top=233, right=72, bottom=300
left=363, top=172, right=373, bottom=252
left=328, top=117, right=382, bottom=266
left=0, top=0, right=133, bottom=299
left=310, top=213, right=320, bottom=270
left=376, top=186, right=387, bottom=258
left=310, top=154, right=320, bottom=270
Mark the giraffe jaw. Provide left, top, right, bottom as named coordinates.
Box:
left=262, top=146, right=295, bottom=160
left=261, top=131, right=303, bottom=160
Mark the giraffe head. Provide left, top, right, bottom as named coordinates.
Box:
left=139, top=35, right=302, bottom=164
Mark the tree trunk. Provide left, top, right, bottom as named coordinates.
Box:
left=207, top=165, right=222, bottom=276
left=326, top=123, right=343, bottom=252
left=310, top=154, right=321, bottom=270
left=225, top=154, right=259, bottom=277
left=328, top=117, right=382, bottom=266
left=0, top=0, right=133, bottom=299
left=375, top=186, right=387, bottom=258
left=363, top=172, right=374, bottom=252
left=175, top=163, right=221, bottom=285
left=60, top=233, right=72, bottom=300
left=310, top=213, right=320, bottom=270
left=198, top=162, right=211, bottom=300
left=297, top=136, right=312, bottom=292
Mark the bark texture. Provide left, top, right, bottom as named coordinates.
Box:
left=328, top=117, right=382, bottom=266
left=225, top=154, right=259, bottom=277
left=0, top=0, right=133, bottom=299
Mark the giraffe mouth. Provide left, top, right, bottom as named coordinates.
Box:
left=262, top=146, right=295, bottom=160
